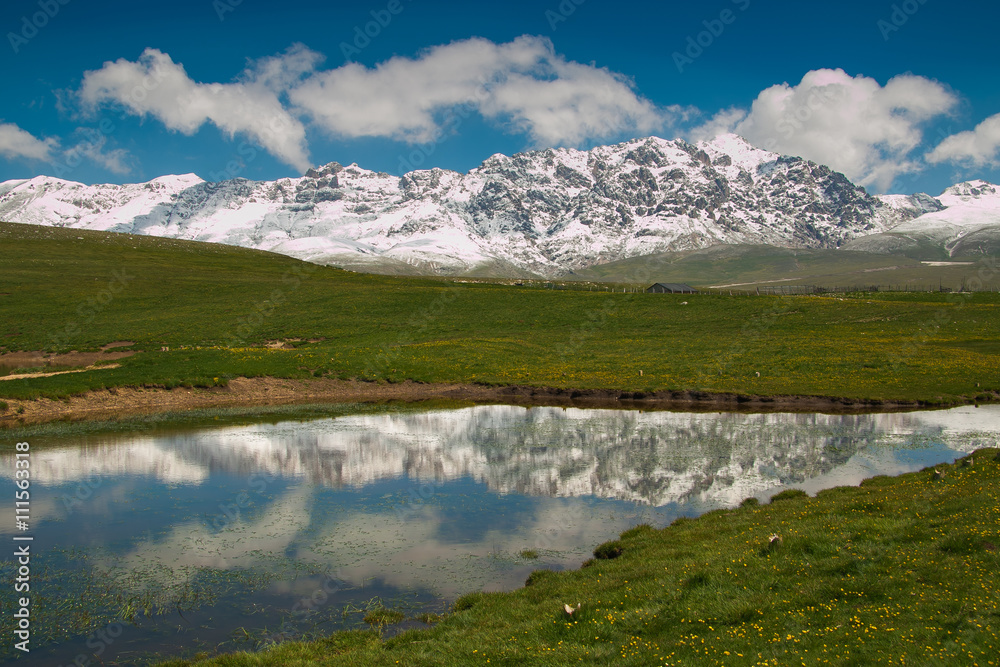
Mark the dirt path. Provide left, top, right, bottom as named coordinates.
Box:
left=0, top=364, right=121, bottom=382
left=0, top=376, right=954, bottom=428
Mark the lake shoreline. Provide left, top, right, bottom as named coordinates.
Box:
left=2, top=375, right=990, bottom=427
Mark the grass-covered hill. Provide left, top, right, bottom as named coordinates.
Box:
left=1, top=221, right=999, bottom=405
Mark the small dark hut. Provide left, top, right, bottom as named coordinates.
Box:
left=646, top=283, right=697, bottom=294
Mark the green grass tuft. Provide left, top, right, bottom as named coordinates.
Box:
left=592, top=539, right=624, bottom=560
left=769, top=488, right=809, bottom=503
left=362, top=607, right=405, bottom=628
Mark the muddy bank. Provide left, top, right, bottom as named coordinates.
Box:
left=0, top=376, right=976, bottom=428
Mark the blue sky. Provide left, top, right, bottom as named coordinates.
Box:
left=1, top=0, right=998, bottom=194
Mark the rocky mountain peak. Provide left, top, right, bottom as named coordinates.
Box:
left=939, top=180, right=998, bottom=202
left=303, top=162, right=344, bottom=179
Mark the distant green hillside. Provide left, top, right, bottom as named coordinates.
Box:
left=572, top=243, right=1000, bottom=291
left=1, top=221, right=999, bottom=405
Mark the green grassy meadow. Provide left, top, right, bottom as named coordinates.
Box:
left=1, top=221, right=999, bottom=405
left=155, top=449, right=1000, bottom=667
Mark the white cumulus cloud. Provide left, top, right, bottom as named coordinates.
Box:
left=291, top=36, right=664, bottom=146
left=480, top=57, right=665, bottom=146
left=0, top=122, right=59, bottom=162
left=926, top=113, right=1000, bottom=168
left=79, top=46, right=314, bottom=172
left=76, top=37, right=668, bottom=171
left=64, top=128, right=134, bottom=175
left=689, top=69, right=957, bottom=191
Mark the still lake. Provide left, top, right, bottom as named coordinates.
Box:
left=2, top=403, right=998, bottom=665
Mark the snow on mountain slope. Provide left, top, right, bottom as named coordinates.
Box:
left=875, top=192, right=946, bottom=220
left=841, top=181, right=1000, bottom=257
left=0, top=136, right=954, bottom=277
left=878, top=181, right=1000, bottom=254
left=937, top=180, right=1000, bottom=208
left=0, top=174, right=205, bottom=231
left=914, top=181, right=1000, bottom=228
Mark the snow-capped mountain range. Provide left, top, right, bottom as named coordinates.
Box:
left=1, top=134, right=996, bottom=277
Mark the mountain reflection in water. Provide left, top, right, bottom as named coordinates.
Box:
left=0, top=404, right=997, bottom=666
left=23, top=405, right=996, bottom=508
